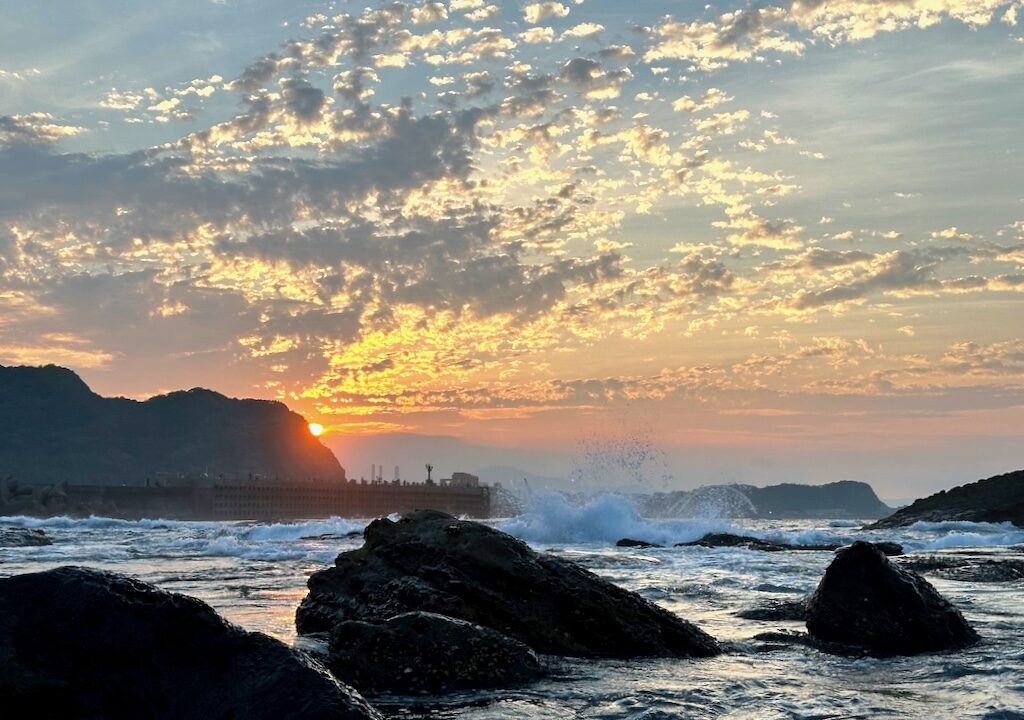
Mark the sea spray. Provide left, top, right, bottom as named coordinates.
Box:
left=566, top=416, right=675, bottom=494
left=492, top=493, right=1024, bottom=551
left=495, top=492, right=738, bottom=545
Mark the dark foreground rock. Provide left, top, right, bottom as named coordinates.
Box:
left=0, top=527, right=51, bottom=547
left=297, top=510, right=720, bottom=658
left=676, top=533, right=903, bottom=555
left=805, top=541, right=979, bottom=656
left=0, top=566, right=382, bottom=720
left=735, top=598, right=807, bottom=621
left=328, top=612, right=543, bottom=694
left=871, top=468, right=1024, bottom=528
left=616, top=537, right=664, bottom=548
left=899, top=555, right=1024, bottom=583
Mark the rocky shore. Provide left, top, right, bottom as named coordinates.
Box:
left=0, top=511, right=993, bottom=717
left=871, top=469, right=1024, bottom=528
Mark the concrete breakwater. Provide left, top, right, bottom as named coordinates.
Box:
left=0, top=479, right=492, bottom=520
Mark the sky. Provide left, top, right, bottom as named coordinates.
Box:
left=1, top=0, right=1023, bottom=499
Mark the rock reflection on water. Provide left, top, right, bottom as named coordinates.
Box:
left=1, top=512, right=1023, bottom=718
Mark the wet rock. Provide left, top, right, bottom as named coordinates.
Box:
left=864, top=541, right=904, bottom=556
left=751, top=630, right=864, bottom=657
left=900, top=555, right=1024, bottom=583
left=0, top=527, right=51, bottom=547
left=327, top=612, right=543, bottom=694
left=616, top=538, right=664, bottom=548
left=805, top=541, right=979, bottom=656
left=297, top=509, right=720, bottom=659
left=676, top=533, right=839, bottom=552
left=0, top=566, right=382, bottom=720
left=735, top=598, right=807, bottom=621
left=301, top=530, right=364, bottom=541
left=677, top=533, right=903, bottom=556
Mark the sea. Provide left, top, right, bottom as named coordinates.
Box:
left=3, top=492, right=1023, bottom=719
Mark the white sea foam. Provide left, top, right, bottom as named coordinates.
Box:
left=907, top=520, right=1021, bottom=533
left=242, top=517, right=366, bottom=542
left=827, top=519, right=863, bottom=528
left=913, top=530, right=1024, bottom=551
left=0, top=514, right=224, bottom=531
left=493, top=492, right=1024, bottom=551
left=495, top=492, right=736, bottom=546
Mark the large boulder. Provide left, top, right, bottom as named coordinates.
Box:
left=0, top=527, right=51, bottom=547
left=0, top=566, right=382, bottom=720
left=297, top=510, right=720, bottom=658
left=805, top=541, right=979, bottom=656
left=327, top=612, right=543, bottom=695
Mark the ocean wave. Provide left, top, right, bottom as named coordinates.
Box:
left=0, top=514, right=224, bottom=531
left=913, top=531, right=1024, bottom=551
left=494, top=492, right=865, bottom=547
left=241, top=517, right=366, bottom=542
left=908, top=520, right=1021, bottom=533
left=196, top=535, right=338, bottom=562
left=495, top=492, right=737, bottom=546
left=493, top=492, right=1024, bottom=552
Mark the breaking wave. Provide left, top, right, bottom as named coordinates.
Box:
left=493, top=492, right=1024, bottom=551
left=496, top=492, right=734, bottom=545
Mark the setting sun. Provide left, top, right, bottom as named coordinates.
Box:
left=307, top=422, right=324, bottom=437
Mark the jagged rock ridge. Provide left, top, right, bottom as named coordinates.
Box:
left=871, top=469, right=1024, bottom=528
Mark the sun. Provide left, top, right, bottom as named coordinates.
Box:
left=308, top=422, right=324, bottom=437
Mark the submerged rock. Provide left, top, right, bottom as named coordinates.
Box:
left=805, top=541, right=979, bottom=656
left=751, top=630, right=863, bottom=657
left=0, top=566, right=382, bottom=720
left=301, top=530, right=364, bottom=541
left=676, top=533, right=839, bottom=552
left=0, top=527, right=51, bottom=547
left=735, top=598, right=807, bottom=622
left=616, top=538, right=664, bottom=548
left=297, top=509, right=720, bottom=658
left=327, top=612, right=543, bottom=695
left=676, top=533, right=903, bottom=556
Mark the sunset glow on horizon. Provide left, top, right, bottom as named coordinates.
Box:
left=2, top=0, right=1023, bottom=496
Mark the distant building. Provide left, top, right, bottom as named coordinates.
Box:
left=441, top=472, right=479, bottom=488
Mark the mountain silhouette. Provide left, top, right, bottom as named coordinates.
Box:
left=0, top=365, right=343, bottom=485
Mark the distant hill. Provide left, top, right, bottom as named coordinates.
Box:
left=635, top=480, right=892, bottom=520
left=0, top=365, right=344, bottom=485
left=870, top=469, right=1024, bottom=528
